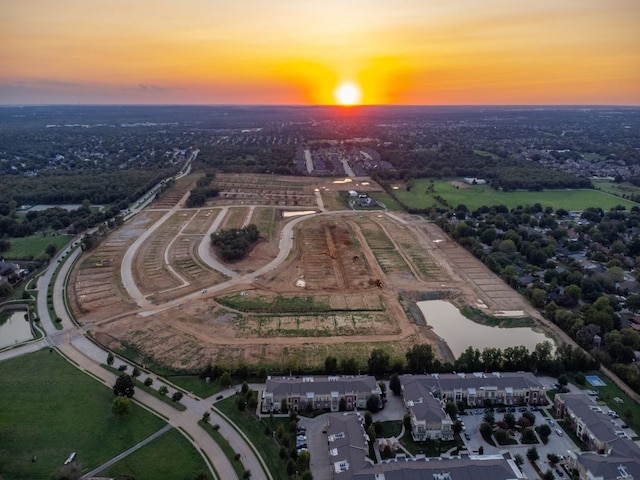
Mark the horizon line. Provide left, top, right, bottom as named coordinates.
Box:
left=1, top=103, right=639, bottom=108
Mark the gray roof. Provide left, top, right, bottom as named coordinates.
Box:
left=558, top=394, right=640, bottom=474
left=402, top=380, right=447, bottom=424
left=266, top=375, right=380, bottom=397
left=401, top=372, right=542, bottom=396
left=327, top=413, right=370, bottom=477
left=350, top=454, right=523, bottom=480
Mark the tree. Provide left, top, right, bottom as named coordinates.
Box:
left=364, top=411, right=373, bottom=429
left=366, top=394, right=380, bottom=413
left=444, top=401, right=458, bottom=420
left=220, top=371, right=232, bottom=388
left=378, top=381, right=387, bottom=399
left=45, top=242, right=58, bottom=258
left=172, top=391, right=184, bottom=403
left=526, top=446, right=539, bottom=462
left=296, top=450, right=311, bottom=472
left=144, top=377, right=153, bottom=387
left=389, top=374, right=401, bottom=396
left=367, top=425, right=377, bottom=443
left=537, top=423, right=551, bottom=438
left=479, top=422, right=493, bottom=438
left=107, top=352, right=114, bottom=366
left=159, top=385, right=169, bottom=396
left=367, top=348, right=390, bottom=375
left=131, top=366, right=141, bottom=379
left=547, top=453, right=560, bottom=466
left=405, top=344, right=435, bottom=373
left=541, top=470, right=554, bottom=480
left=202, top=411, right=211, bottom=423
left=113, top=375, right=135, bottom=398
left=324, top=356, right=338, bottom=375
left=521, top=427, right=537, bottom=444
left=514, top=454, right=524, bottom=468
left=112, top=396, right=131, bottom=417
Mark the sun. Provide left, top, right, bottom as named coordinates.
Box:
left=334, top=81, right=362, bottom=106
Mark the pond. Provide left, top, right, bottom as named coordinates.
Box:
left=417, top=300, right=551, bottom=358
left=0, top=310, right=33, bottom=349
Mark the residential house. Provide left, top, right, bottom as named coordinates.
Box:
left=400, top=376, right=453, bottom=441
left=401, top=372, right=545, bottom=409
left=555, top=393, right=640, bottom=479
left=261, top=376, right=381, bottom=413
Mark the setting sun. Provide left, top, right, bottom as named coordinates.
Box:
left=334, top=82, right=362, bottom=106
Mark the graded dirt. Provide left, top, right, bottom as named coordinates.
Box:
left=70, top=173, right=555, bottom=373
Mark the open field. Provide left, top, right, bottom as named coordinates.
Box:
left=72, top=173, right=558, bottom=372
left=592, top=178, right=640, bottom=200
left=390, top=179, right=638, bottom=211
left=3, top=233, right=72, bottom=260
left=100, top=428, right=212, bottom=480
left=0, top=348, right=168, bottom=480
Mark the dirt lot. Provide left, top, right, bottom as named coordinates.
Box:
left=72, top=173, right=554, bottom=372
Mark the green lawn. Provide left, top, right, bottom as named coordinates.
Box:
left=379, top=420, right=403, bottom=438
left=390, top=179, right=638, bottom=212
left=0, top=348, right=167, bottom=479
left=101, top=427, right=213, bottom=480
left=169, top=375, right=223, bottom=398
left=576, top=371, right=640, bottom=435
left=399, top=434, right=462, bottom=457
left=4, top=234, right=72, bottom=260
left=592, top=179, right=640, bottom=199
left=199, top=421, right=246, bottom=478
left=215, top=395, right=288, bottom=479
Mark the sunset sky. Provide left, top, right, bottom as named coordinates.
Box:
left=1, top=0, right=639, bottom=105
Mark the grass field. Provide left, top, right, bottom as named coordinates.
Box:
left=391, top=179, right=638, bottom=211
left=169, top=375, right=223, bottom=398
left=216, top=395, right=288, bottom=479
left=593, top=179, right=640, bottom=199
left=4, top=233, right=72, bottom=260
left=199, top=421, right=246, bottom=478
left=0, top=348, right=168, bottom=479
left=101, top=427, right=213, bottom=480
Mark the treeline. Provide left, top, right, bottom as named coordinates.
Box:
left=1, top=169, right=175, bottom=206
left=0, top=202, right=124, bottom=239
left=194, top=341, right=595, bottom=382
left=371, top=150, right=592, bottom=192
left=185, top=172, right=219, bottom=208
left=211, top=224, right=260, bottom=261
left=197, top=144, right=296, bottom=174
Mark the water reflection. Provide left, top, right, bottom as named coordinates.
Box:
left=417, top=300, right=551, bottom=358
left=0, top=310, right=33, bottom=349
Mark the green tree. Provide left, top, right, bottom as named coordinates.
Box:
left=144, top=377, right=153, bottom=387
left=113, top=375, right=134, bottom=398
left=389, top=374, right=401, bottom=396
left=364, top=411, right=373, bottom=429
left=45, top=242, right=58, bottom=258
left=366, top=394, right=380, bottom=413
left=514, top=454, right=524, bottom=468
left=159, top=385, right=169, bottom=396
left=367, top=348, right=390, bottom=375
left=296, top=450, right=311, bottom=472
left=526, top=446, right=539, bottom=462
left=202, top=411, right=211, bottom=423
left=172, top=391, right=184, bottom=403
left=107, top=352, right=114, bottom=366
left=131, top=366, right=141, bottom=379
left=112, top=395, right=131, bottom=417
left=405, top=344, right=435, bottom=373
left=220, top=371, right=232, bottom=388
left=324, top=356, right=338, bottom=375
left=367, top=425, right=377, bottom=443
left=479, top=422, right=493, bottom=438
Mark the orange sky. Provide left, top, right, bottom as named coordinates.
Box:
left=1, top=0, right=639, bottom=105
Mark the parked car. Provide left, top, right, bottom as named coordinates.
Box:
left=215, top=394, right=223, bottom=400
left=556, top=428, right=563, bottom=436
left=464, top=433, right=470, bottom=440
